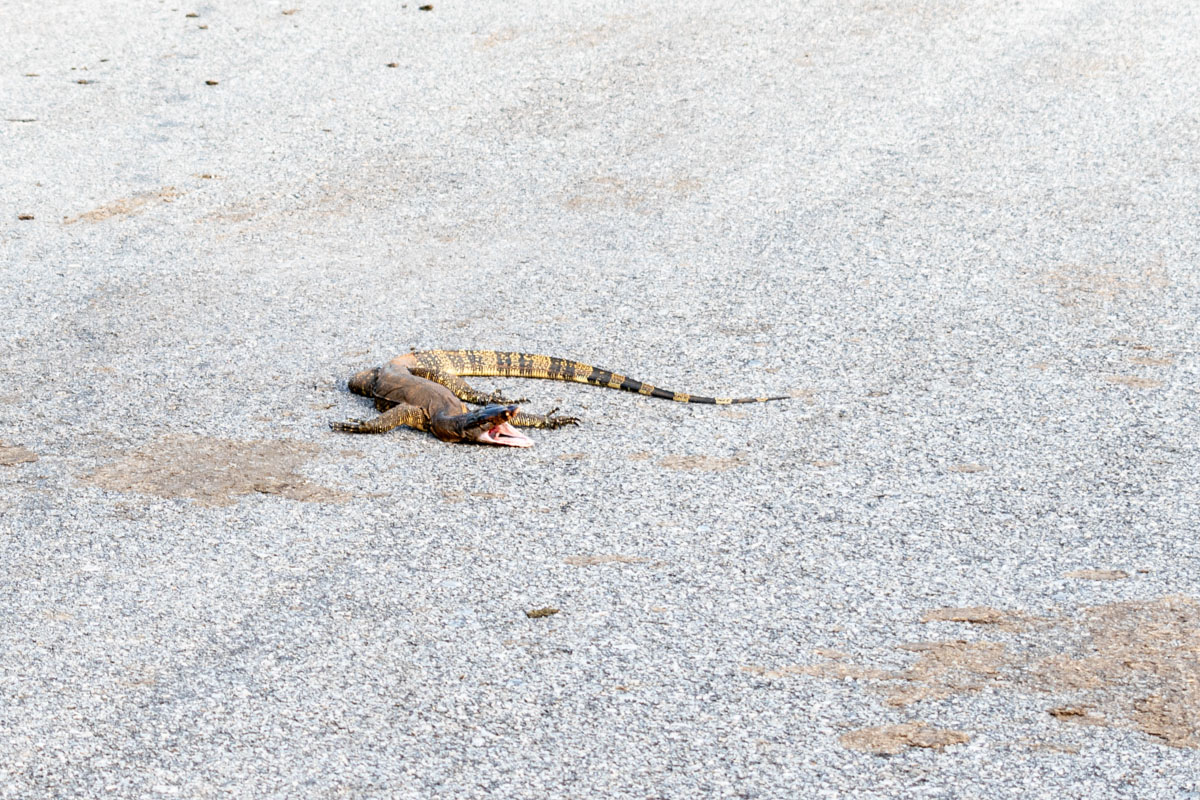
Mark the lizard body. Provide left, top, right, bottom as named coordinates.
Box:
left=331, top=349, right=786, bottom=447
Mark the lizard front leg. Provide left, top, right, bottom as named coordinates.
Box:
left=510, top=407, right=580, bottom=430
left=330, top=403, right=430, bottom=434
left=409, top=367, right=527, bottom=405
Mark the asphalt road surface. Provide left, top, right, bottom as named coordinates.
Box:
left=2, top=1, right=1198, bottom=797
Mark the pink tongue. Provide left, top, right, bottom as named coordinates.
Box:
left=478, top=422, right=534, bottom=448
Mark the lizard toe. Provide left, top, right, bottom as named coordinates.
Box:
left=489, top=392, right=527, bottom=404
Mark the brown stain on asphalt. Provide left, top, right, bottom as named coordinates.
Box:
left=1049, top=706, right=1108, bottom=726
left=743, top=662, right=894, bottom=681
left=1030, top=47, right=1140, bottom=86
left=0, top=443, right=39, bottom=465
left=919, top=606, right=1022, bottom=627
left=563, top=554, right=649, bottom=567
left=443, top=490, right=508, bottom=503
left=475, top=27, right=520, bottom=49
left=885, top=641, right=1011, bottom=706
left=745, top=596, right=1200, bottom=750
left=1105, top=375, right=1164, bottom=389
left=1064, top=569, right=1128, bottom=581
left=658, top=454, right=745, bottom=472
left=64, top=187, right=182, bottom=224
left=1039, top=261, right=1168, bottom=307
left=839, top=722, right=970, bottom=755
left=85, top=435, right=348, bottom=506
left=560, top=14, right=638, bottom=49
left=561, top=176, right=702, bottom=212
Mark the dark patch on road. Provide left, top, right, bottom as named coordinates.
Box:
left=563, top=554, right=649, bottom=567
left=840, top=722, right=969, bottom=755
left=1064, top=569, right=1128, bottom=581
left=747, top=595, right=1200, bottom=749
left=63, top=187, right=182, bottom=224
left=85, top=434, right=348, bottom=506
left=658, top=454, right=745, bottom=472
left=0, top=444, right=39, bottom=465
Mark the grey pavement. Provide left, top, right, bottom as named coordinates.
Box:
left=2, top=0, right=1199, bottom=797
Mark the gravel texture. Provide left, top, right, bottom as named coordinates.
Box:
left=2, top=1, right=1199, bottom=797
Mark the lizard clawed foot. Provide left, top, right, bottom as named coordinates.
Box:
left=330, top=418, right=366, bottom=432
left=488, top=391, right=528, bottom=404
left=542, top=407, right=580, bottom=429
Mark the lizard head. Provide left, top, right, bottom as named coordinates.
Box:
left=444, top=403, right=534, bottom=448
left=347, top=367, right=380, bottom=396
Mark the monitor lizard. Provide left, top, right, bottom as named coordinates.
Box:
left=330, top=349, right=787, bottom=447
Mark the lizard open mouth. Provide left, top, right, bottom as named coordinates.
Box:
left=476, top=422, right=534, bottom=448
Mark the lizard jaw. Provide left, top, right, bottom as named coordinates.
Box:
left=476, top=422, right=534, bottom=448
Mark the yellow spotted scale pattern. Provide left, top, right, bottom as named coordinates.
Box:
left=410, top=350, right=786, bottom=405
